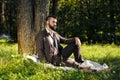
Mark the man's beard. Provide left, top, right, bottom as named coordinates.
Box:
left=49, top=25, right=56, bottom=31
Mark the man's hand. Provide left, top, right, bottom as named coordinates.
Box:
left=75, top=37, right=81, bottom=48
left=54, top=48, right=58, bottom=56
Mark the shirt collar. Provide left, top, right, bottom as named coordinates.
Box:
left=45, top=28, right=54, bottom=36
left=45, top=28, right=50, bottom=33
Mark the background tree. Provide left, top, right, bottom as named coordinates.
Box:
left=0, top=0, right=5, bottom=35
left=0, top=1, right=1, bottom=34
left=51, top=0, right=58, bottom=15
left=6, top=0, right=18, bottom=41
left=17, top=0, right=50, bottom=54
left=0, top=0, right=17, bottom=41
left=57, top=0, right=120, bottom=44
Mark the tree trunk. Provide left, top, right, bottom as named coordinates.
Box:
left=0, top=0, right=6, bottom=34
left=109, top=0, right=115, bottom=43
left=18, top=0, right=50, bottom=54
left=0, top=1, right=2, bottom=34
left=52, top=0, right=58, bottom=15
left=1, top=0, right=5, bottom=23
left=34, top=0, right=50, bottom=34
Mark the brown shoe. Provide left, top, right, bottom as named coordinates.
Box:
left=78, top=65, right=91, bottom=71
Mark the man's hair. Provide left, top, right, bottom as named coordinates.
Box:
left=45, top=15, right=57, bottom=21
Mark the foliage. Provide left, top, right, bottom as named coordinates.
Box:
left=0, top=0, right=18, bottom=41
left=0, top=40, right=120, bottom=80
left=57, top=0, right=120, bottom=44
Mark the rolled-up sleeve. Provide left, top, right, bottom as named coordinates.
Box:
left=58, top=34, right=75, bottom=44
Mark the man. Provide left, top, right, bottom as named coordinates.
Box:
left=36, top=15, right=85, bottom=69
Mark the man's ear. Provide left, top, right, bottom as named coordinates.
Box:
left=46, top=21, right=49, bottom=24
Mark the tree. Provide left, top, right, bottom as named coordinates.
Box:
left=109, top=0, right=116, bottom=43
left=0, top=0, right=5, bottom=34
left=17, top=0, right=50, bottom=54
left=0, top=0, right=2, bottom=34
left=51, top=0, right=58, bottom=15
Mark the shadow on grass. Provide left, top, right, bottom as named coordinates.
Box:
left=100, top=56, right=120, bottom=80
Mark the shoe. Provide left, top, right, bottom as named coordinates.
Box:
left=77, top=60, right=84, bottom=64
left=80, top=60, right=84, bottom=63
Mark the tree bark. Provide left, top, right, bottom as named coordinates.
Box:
left=109, top=0, right=115, bottom=43
left=0, top=0, right=6, bottom=34
left=52, top=0, right=58, bottom=15
left=34, top=0, right=50, bottom=34
left=18, top=0, right=50, bottom=54
left=0, top=1, right=2, bottom=34
left=1, top=0, right=5, bottom=23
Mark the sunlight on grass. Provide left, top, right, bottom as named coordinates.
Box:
left=0, top=39, right=9, bottom=42
left=0, top=40, right=18, bottom=70
left=82, top=44, right=120, bottom=61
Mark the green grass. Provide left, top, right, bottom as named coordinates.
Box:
left=0, top=40, right=120, bottom=80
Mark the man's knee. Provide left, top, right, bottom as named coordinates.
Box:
left=75, top=37, right=81, bottom=48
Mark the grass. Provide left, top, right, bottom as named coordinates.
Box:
left=0, top=40, right=120, bottom=80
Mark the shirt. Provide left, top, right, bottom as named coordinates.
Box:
left=45, top=28, right=54, bottom=47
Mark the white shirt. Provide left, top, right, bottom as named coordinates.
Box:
left=46, top=28, right=54, bottom=46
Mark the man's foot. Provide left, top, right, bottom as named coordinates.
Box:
left=76, top=58, right=85, bottom=64
left=77, top=59, right=84, bottom=64
left=80, top=60, right=84, bottom=63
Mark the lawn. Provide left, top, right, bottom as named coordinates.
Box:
left=0, top=40, right=120, bottom=80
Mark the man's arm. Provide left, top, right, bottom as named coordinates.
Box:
left=57, top=33, right=75, bottom=44
left=57, top=33, right=81, bottom=47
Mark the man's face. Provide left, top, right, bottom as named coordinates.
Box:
left=48, top=17, right=57, bottom=30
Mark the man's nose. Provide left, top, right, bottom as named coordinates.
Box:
left=54, top=23, right=57, bottom=26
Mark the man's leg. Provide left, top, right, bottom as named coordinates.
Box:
left=74, top=44, right=84, bottom=63
left=61, top=43, right=84, bottom=63
left=61, top=58, right=90, bottom=70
